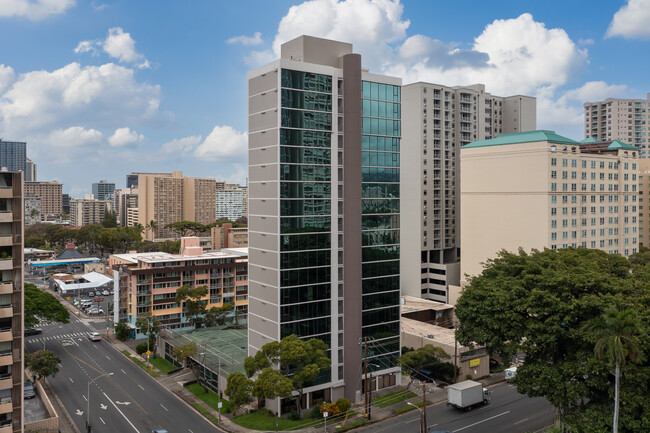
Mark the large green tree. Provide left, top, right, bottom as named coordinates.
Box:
left=25, top=284, right=69, bottom=327
left=225, top=371, right=253, bottom=414
left=398, top=345, right=454, bottom=384
left=455, top=247, right=650, bottom=432
left=26, top=350, right=61, bottom=381
left=244, top=335, right=329, bottom=413
left=175, top=284, right=208, bottom=328
left=165, top=221, right=208, bottom=237
left=587, top=308, right=645, bottom=433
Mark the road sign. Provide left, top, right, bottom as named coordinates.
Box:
left=218, top=402, right=222, bottom=409
left=146, top=350, right=151, bottom=356
left=94, top=297, right=104, bottom=303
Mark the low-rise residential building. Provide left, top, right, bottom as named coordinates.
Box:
left=210, top=224, right=248, bottom=249
left=461, top=130, right=639, bottom=282
left=109, top=237, right=248, bottom=333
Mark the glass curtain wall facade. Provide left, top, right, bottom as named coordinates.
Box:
left=361, top=81, right=401, bottom=372
left=279, top=69, right=334, bottom=364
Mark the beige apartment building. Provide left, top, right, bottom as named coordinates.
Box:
left=136, top=171, right=217, bottom=240
left=638, top=159, right=650, bottom=246
left=69, top=198, right=110, bottom=226
left=0, top=171, right=25, bottom=432
left=24, top=181, right=62, bottom=221
left=401, top=83, right=536, bottom=302
left=211, top=223, right=248, bottom=249
left=584, top=95, right=650, bottom=157
left=460, top=130, right=639, bottom=282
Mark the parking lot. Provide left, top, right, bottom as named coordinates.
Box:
left=61, top=290, right=114, bottom=321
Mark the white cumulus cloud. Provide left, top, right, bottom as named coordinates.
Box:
left=161, top=135, right=202, bottom=153
left=48, top=126, right=103, bottom=148
left=0, top=0, right=75, bottom=20
left=108, top=127, right=144, bottom=147
left=607, top=0, right=650, bottom=39
left=0, top=62, right=161, bottom=137
left=227, top=32, right=264, bottom=46
left=0, top=65, right=15, bottom=95
left=563, top=81, right=628, bottom=102
left=103, top=27, right=150, bottom=68
left=73, top=40, right=98, bottom=55
left=194, top=126, right=247, bottom=161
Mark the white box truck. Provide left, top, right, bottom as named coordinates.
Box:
left=447, top=380, right=489, bottom=410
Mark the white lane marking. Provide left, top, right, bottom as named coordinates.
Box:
left=121, top=369, right=127, bottom=374
left=138, top=385, right=144, bottom=391
left=189, top=430, right=194, bottom=433
left=83, top=395, right=87, bottom=402
left=453, top=411, right=511, bottom=432
left=75, top=409, right=84, bottom=416
left=160, top=403, right=168, bottom=411
left=514, top=418, right=530, bottom=425
left=100, top=417, right=105, bottom=424
left=406, top=419, right=418, bottom=424
left=69, top=378, right=74, bottom=383
left=103, top=392, right=140, bottom=433
left=106, top=356, right=111, bottom=360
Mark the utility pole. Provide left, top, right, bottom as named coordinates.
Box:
left=368, top=372, right=372, bottom=421
left=453, top=319, right=459, bottom=383
left=422, top=383, right=426, bottom=428
left=364, top=337, right=368, bottom=420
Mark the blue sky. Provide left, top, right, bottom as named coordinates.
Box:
left=0, top=0, right=649, bottom=197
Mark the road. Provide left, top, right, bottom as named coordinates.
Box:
left=360, top=382, right=554, bottom=433
left=25, top=315, right=221, bottom=433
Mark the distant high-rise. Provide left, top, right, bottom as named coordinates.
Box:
left=61, top=193, right=70, bottom=215
left=584, top=95, right=650, bottom=157
left=92, top=180, right=115, bottom=201
left=70, top=198, right=110, bottom=226
left=114, top=187, right=138, bottom=227
left=25, top=158, right=36, bottom=182
left=400, top=83, right=536, bottom=302
left=248, top=35, right=402, bottom=404
left=137, top=171, right=216, bottom=240
left=215, top=187, right=244, bottom=221
left=0, top=140, right=26, bottom=180
left=24, top=181, right=62, bottom=221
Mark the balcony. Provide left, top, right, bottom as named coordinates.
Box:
left=0, top=306, right=10, bottom=320
left=0, top=420, right=11, bottom=433
left=0, top=374, right=10, bottom=390
left=0, top=397, right=10, bottom=415
left=0, top=328, right=10, bottom=343
left=0, top=261, right=10, bottom=272
left=0, top=284, right=10, bottom=296
left=0, top=189, right=11, bottom=200
left=0, top=351, right=11, bottom=367
left=0, top=214, right=10, bottom=224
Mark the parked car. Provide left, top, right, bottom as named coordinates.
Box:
left=101, top=290, right=109, bottom=296
left=24, top=381, right=36, bottom=399
left=88, top=309, right=104, bottom=315
left=88, top=332, right=101, bottom=341
left=87, top=292, right=95, bottom=297
left=152, top=430, right=168, bottom=433
left=24, top=328, right=42, bottom=336
left=95, top=291, right=102, bottom=297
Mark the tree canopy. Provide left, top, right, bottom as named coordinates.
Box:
left=244, top=334, right=329, bottom=413
left=25, top=283, right=69, bottom=327
left=455, top=247, right=650, bottom=432
left=26, top=350, right=61, bottom=380
left=398, top=345, right=455, bottom=383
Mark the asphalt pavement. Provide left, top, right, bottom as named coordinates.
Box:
left=25, top=314, right=222, bottom=433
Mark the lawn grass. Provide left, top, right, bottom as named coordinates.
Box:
left=233, top=409, right=322, bottom=431
left=393, top=401, right=423, bottom=414
left=373, top=390, right=418, bottom=408
left=336, top=419, right=367, bottom=432
left=149, top=356, right=176, bottom=374
left=121, top=350, right=160, bottom=377
left=185, top=383, right=235, bottom=414
left=192, top=403, right=220, bottom=424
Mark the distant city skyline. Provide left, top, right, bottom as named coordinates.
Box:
left=1, top=0, right=648, bottom=196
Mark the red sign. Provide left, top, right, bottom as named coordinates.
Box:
left=94, top=297, right=104, bottom=302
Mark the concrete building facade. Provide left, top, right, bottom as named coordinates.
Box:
left=0, top=171, right=25, bottom=433
left=460, top=130, right=639, bottom=282
left=401, top=83, right=536, bottom=302
left=215, top=189, right=244, bottom=221
left=24, top=158, right=36, bottom=183
left=24, top=196, right=41, bottom=226
left=109, top=238, right=248, bottom=332
left=114, top=188, right=138, bottom=227
left=211, top=224, right=248, bottom=250
left=136, top=172, right=217, bottom=240
left=248, top=35, right=401, bottom=406
left=584, top=95, right=650, bottom=156
left=24, top=181, right=62, bottom=221
left=70, top=198, right=110, bottom=226
left=638, top=159, right=650, bottom=246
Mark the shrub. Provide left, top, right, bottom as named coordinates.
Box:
left=335, top=398, right=351, bottom=413
left=320, top=402, right=341, bottom=417
left=289, top=409, right=301, bottom=421
left=114, top=321, right=130, bottom=341
left=135, top=342, right=149, bottom=356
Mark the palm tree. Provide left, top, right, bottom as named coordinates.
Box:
left=587, top=307, right=645, bottom=433
left=146, top=220, right=158, bottom=241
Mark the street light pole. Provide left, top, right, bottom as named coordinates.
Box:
left=407, top=402, right=423, bottom=433
left=86, top=372, right=113, bottom=432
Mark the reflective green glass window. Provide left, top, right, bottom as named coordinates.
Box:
left=362, top=307, right=399, bottom=327
left=281, top=251, right=331, bottom=270
left=281, top=165, right=331, bottom=181
left=362, top=151, right=399, bottom=167
left=281, top=70, right=332, bottom=93
left=361, top=184, right=399, bottom=198
left=281, top=89, right=332, bottom=111
left=362, top=230, right=399, bottom=246
left=281, top=199, right=330, bottom=216
left=281, top=267, right=331, bottom=287
left=362, top=245, right=400, bottom=261
left=281, top=182, right=331, bottom=199
left=280, top=283, right=331, bottom=304
left=280, top=129, right=331, bottom=148
left=281, top=147, right=331, bottom=164
left=362, top=260, right=399, bottom=277
left=281, top=216, right=331, bottom=233
left=281, top=233, right=331, bottom=251
left=362, top=167, right=399, bottom=183
left=281, top=317, right=330, bottom=339
left=362, top=276, right=399, bottom=294
left=281, top=109, right=332, bottom=130
left=362, top=291, right=400, bottom=310
left=362, top=199, right=400, bottom=214
left=281, top=300, right=331, bottom=322
left=361, top=214, right=399, bottom=230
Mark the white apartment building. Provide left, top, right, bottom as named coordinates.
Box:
left=460, top=130, right=639, bottom=282
left=401, top=83, right=536, bottom=302
left=215, top=188, right=244, bottom=221
left=584, top=95, right=650, bottom=156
